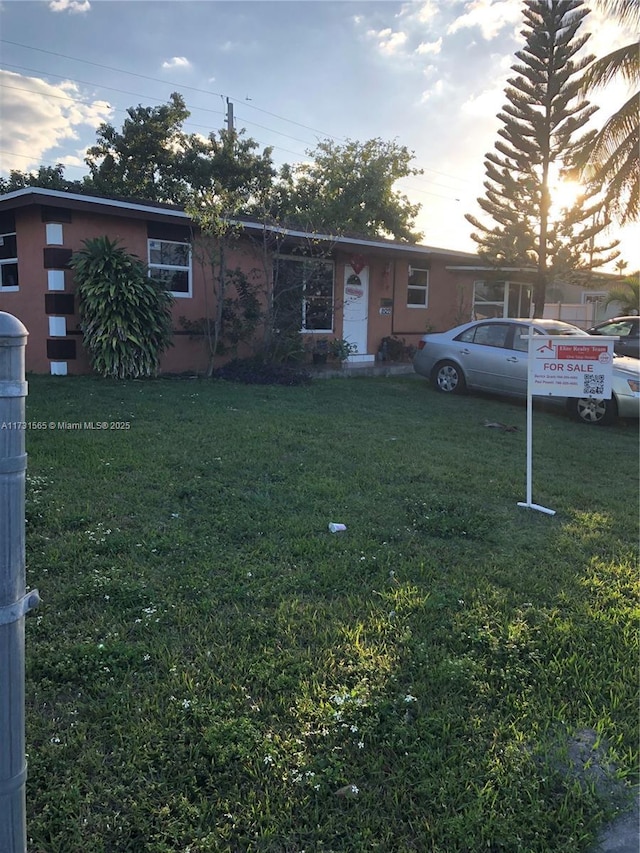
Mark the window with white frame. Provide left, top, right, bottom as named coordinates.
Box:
left=273, top=255, right=334, bottom=332
left=0, top=232, right=18, bottom=291
left=148, top=239, right=191, bottom=296
left=407, top=266, right=429, bottom=308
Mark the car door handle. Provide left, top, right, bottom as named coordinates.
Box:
left=460, top=348, right=470, bottom=355
left=506, top=356, right=519, bottom=362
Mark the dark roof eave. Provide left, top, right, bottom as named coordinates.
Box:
left=0, top=187, right=479, bottom=259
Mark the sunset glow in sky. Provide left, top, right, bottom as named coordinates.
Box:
left=1, top=0, right=637, bottom=268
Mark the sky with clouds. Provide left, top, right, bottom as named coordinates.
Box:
left=0, top=0, right=637, bottom=269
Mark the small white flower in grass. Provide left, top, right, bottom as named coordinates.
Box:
left=143, top=654, right=151, bottom=662
left=263, top=754, right=274, bottom=766
left=181, top=699, right=191, bottom=710
left=50, top=736, right=61, bottom=744
left=350, top=725, right=358, bottom=733
left=404, top=694, right=417, bottom=703
left=358, top=741, right=365, bottom=749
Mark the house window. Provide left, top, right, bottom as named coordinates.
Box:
left=0, top=232, right=18, bottom=291
left=407, top=266, right=429, bottom=308
left=148, top=239, right=191, bottom=297
left=473, top=280, right=531, bottom=319
left=274, top=255, right=334, bottom=332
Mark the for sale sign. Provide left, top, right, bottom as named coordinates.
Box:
left=529, top=336, right=615, bottom=399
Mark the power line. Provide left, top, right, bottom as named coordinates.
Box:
left=0, top=39, right=345, bottom=142
left=0, top=42, right=478, bottom=190
left=0, top=38, right=478, bottom=189
left=0, top=44, right=471, bottom=202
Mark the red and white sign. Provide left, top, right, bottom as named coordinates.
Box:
left=530, top=336, right=615, bottom=399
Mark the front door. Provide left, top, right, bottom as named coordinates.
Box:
left=342, top=266, right=371, bottom=361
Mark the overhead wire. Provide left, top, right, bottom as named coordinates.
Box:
left=0, top=39, right=476, bottom=201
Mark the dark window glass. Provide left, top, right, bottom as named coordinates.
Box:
left=273, top=256, right=334, bottom=332
left=151, top=268, right=189, bottom=294
left=0, top=233, right=17, bottom=260
left=1, top=263, right=18, bottom=288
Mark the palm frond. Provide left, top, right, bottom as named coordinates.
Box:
left=578, top=42, right=640, bottom=93
left=593, top=0, right=640, bottom=30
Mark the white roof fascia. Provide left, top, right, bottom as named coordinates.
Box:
left=0, top=187, right=190, bottom=219
left=235, top=219, right=478, bottom=258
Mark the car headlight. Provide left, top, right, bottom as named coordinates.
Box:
left=626, top=379, right=640, bottom=393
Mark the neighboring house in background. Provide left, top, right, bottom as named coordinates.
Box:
left=0, top=187, right=622, bottom=375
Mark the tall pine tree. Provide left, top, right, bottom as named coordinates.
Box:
left=466, top=0, right=619, bottom=315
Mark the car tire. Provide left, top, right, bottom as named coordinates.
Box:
left=568, top=395, right=618, bottom=426
left=431, top=360, right=467, bottom=394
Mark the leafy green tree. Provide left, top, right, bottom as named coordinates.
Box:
left=70, top=236, right=174, bottom=379
left=183, top=129, right=274, bottom=375
left=85, top=92, right=192, bottom=202
left=85, top=94, right=275, bottom=207
left=466, top=0, right=619, bottom=316
left=273, top=138, right=423, bottom=242
left=576, top=0, right=639, bottom=224
left=0, top=164, right=84, bottom=194
left=180, top=128, right=274, bottom=210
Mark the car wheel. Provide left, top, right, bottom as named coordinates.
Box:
left=568, top=395, right=617, bottom=426
left=431, top=360, right=467, bottom=394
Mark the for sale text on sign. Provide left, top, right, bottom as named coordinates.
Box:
left=529, top=337, right=615, bottom=399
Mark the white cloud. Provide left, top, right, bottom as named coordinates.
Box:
left=416, top=38, right=442, bottom=56
left=448, top=0, right=522, bottom=41
left=0, top=71, right=113, bottom=174
left=161, top=57, right=192, bottom=71
left=459, top=53, right=512, bottom=118
left=420, top=80, right=444, bottom=102
left=368, top=27, right=408, bottom=56
left=399, top=1, right=438, bottom=25
left=49, top=0, right=91, bottom=13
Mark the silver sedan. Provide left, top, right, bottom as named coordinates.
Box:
left=413, top=318, right=640, bottom=425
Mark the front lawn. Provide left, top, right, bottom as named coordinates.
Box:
left=22, top=375, right=639, bottom=852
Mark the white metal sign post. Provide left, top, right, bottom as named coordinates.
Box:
left=518, top=334, right=616, bottom=515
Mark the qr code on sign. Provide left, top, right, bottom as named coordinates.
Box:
left=583, top=374, right=605, bottom=395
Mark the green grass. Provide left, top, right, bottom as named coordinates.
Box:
left=22, top=374, right=639, bottom=853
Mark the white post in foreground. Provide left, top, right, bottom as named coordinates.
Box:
left=0, top=312, right=39, bottom=853
left=517, top=371, right=556, bottom=515
left=517, top=332, right=616, bottom=515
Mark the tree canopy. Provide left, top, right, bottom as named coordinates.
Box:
left=271, top=138, right=423, bottom=242
left=1, top=96, right=422, bottom=243
left=466, top=0, right=619, bottom=315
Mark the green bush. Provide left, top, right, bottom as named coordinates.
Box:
left=70, top=236, right=174, bottom=379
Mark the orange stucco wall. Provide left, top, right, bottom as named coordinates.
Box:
left=0, top=201, right=478, bottom=375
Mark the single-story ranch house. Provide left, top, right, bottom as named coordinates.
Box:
left=0, top=187, right=616, bottom=375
